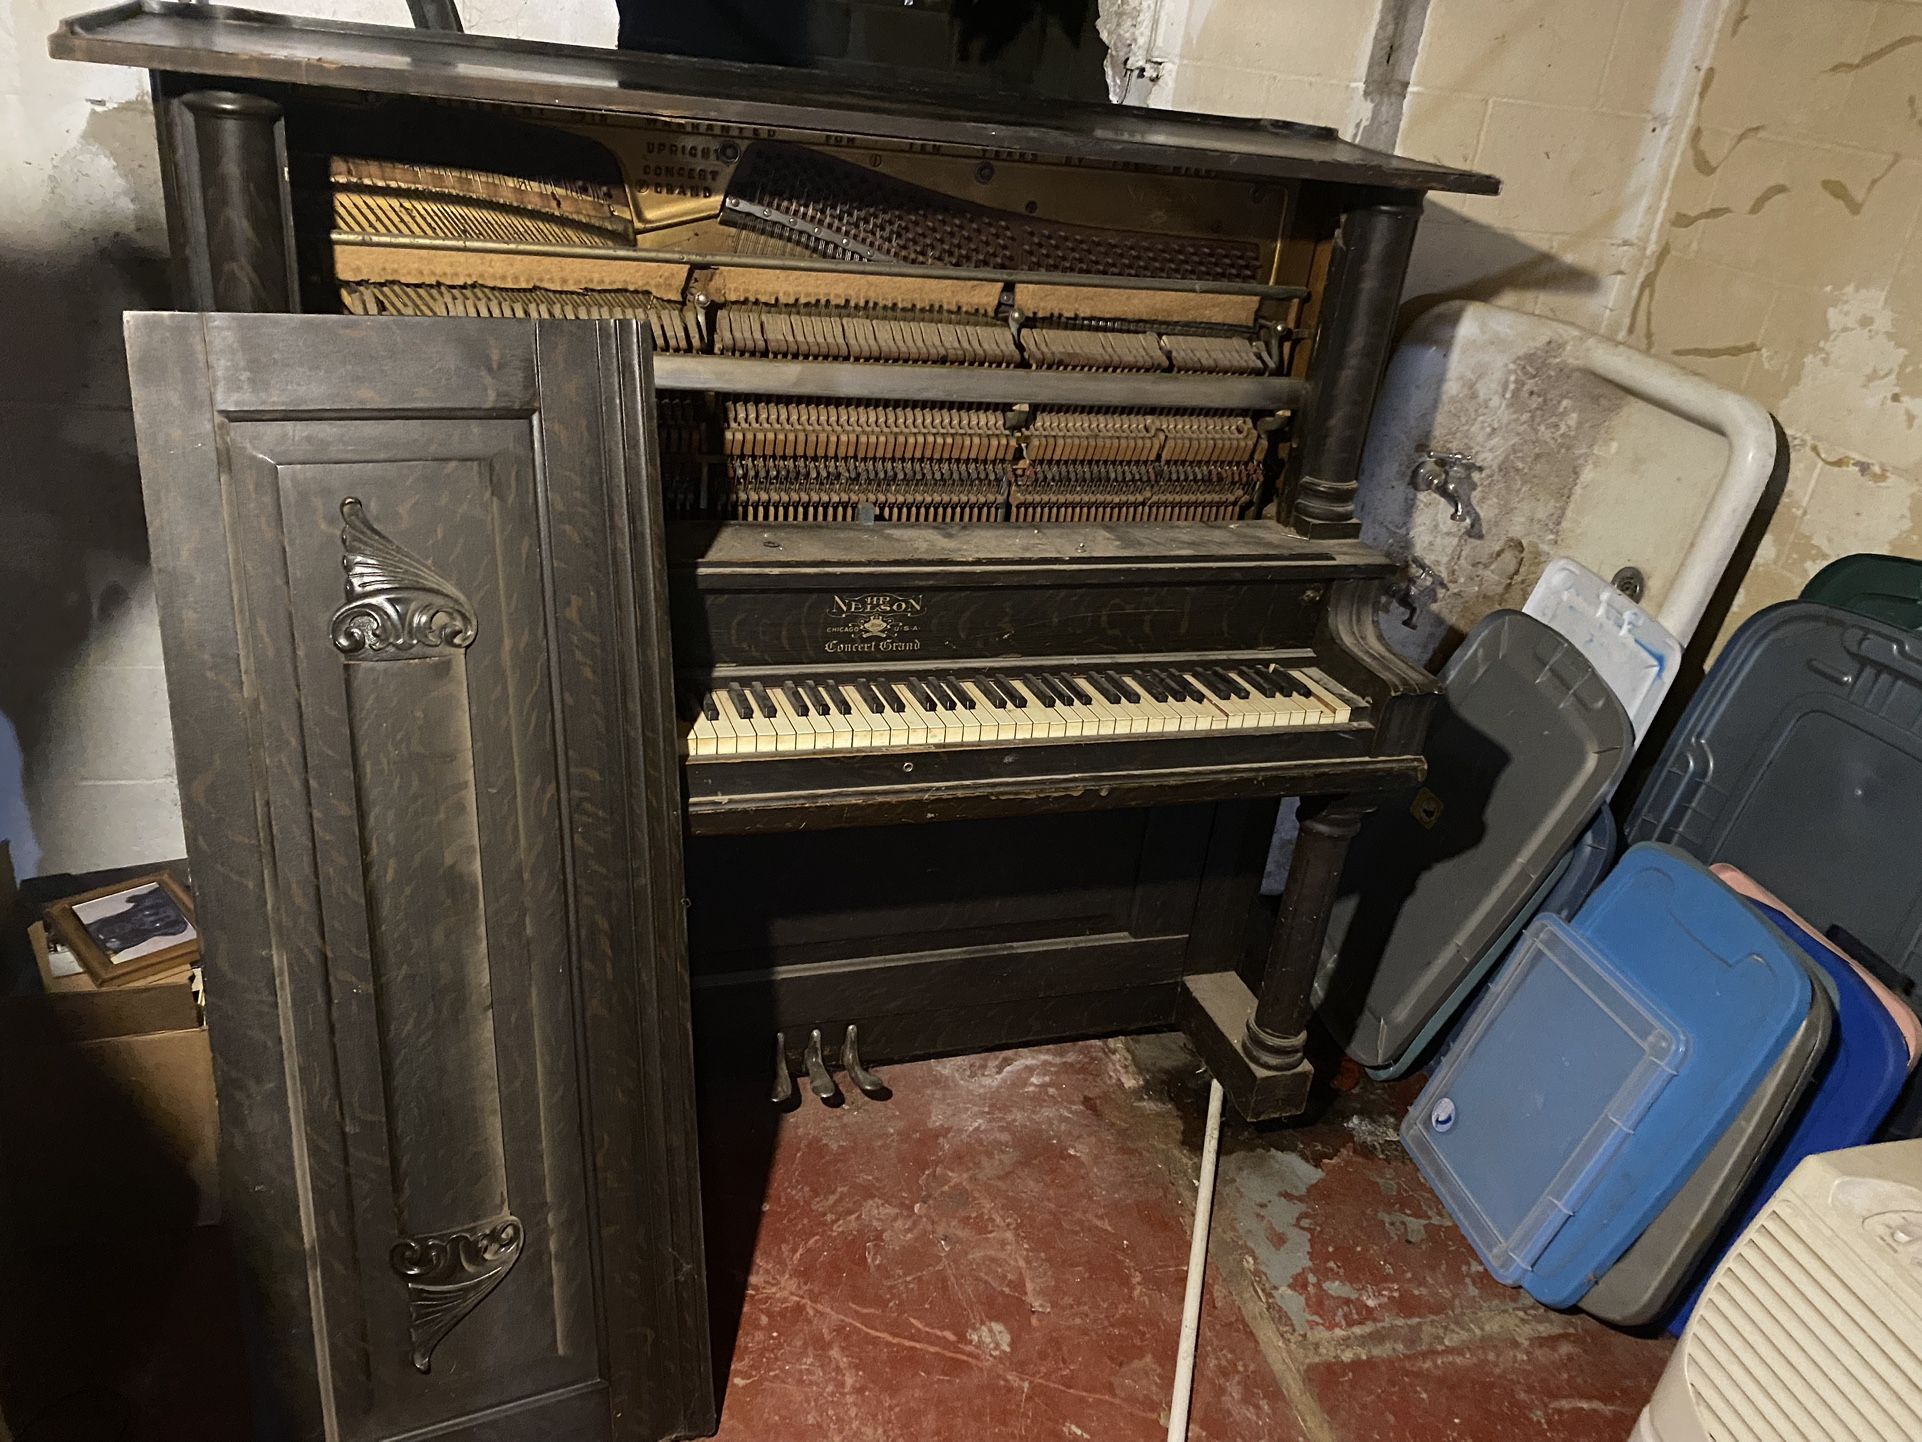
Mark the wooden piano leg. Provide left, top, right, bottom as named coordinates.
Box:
left=1178, top=794, right=1373, bottom=1122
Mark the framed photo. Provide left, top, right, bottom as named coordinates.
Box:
left=45, top=873, right=200, bottom=988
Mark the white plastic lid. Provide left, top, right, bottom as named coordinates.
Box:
left=1525, top=558, right=1682, bottom=749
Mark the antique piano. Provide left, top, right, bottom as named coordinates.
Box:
left=57, top=6, right=1495, bottom=1440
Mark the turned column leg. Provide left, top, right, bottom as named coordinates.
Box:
left=1242, top=794, right=1373, bottom=1074
left=1284, top=200, right=1422, bottom=538
left=1177, top=791, right=1378, bottom=1121
left=162, top=89, right=299, bottom=312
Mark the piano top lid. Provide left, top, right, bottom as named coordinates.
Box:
left=51, top=2, right=1501, bottom=197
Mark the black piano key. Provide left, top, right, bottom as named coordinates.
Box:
left=1085, top=672, right=1124, bottom=704
left=941, top=677, right=976, bottom=710
left=1034, top=674, right=1072, bottom=706
left=1189, top=671, right=1229, bottom=701
left=906, top=678, right=942, bottom=711
left=1108, top=672, right=1141, bottom=703
left=1208, top=667, right=1248, bottom=700
left=1267, top=665, right=1309, bottom=698
left=749, top=681, right=778, bottom=719
left=782, top=681, right=812, bottom=717
left=1132, top=671, right=1169, bottom=703
left=1158, top=668, right=1200, bottom=702
left=1060, top=675, right=1095, bottom=705
left=858, top=681, right=889, bottom=715
left=1018, top=675, right=1057, bottom=708
left=1236, top=665, right=1279, bottom=699
left=727, top=683, right=754, bottom=720
left=924, top=678, right=956, bottom=711
left=990, top=675, right=1027, bottom=709
left=701, top=692, right=720, bottom=720
left=881, top=682, right=908, bottom=714
left=820, top=680, right=852, bottom=715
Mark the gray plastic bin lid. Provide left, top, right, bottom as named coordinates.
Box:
left=1366, top=808, right=1621, bottom=1082
left=1316, top=611, right=1633, bottom=1069
left=1626, top=601, right=1922, bottom=991
left=1579, top=937, right=1835, bottom=1326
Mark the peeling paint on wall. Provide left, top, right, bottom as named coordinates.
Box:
left=1776, top=290, right=1922, bottom=472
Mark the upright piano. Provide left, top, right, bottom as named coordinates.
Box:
left=57, top=7, right=1496, bottom=1439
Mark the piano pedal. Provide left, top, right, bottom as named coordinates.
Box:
left=804, top=1028, right=842, bottom=1106
left=842, top=1024, right=890, bottom=1100
left=770, top=1030, right=796, bottom=1106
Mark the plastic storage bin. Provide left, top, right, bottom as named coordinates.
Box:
left=1403, top=915, right=1687, bottom=1283
left=1318, top=611, right=1631, bottom=1072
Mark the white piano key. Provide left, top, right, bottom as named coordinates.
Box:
left=1296, top=668, right=1354, bottom=725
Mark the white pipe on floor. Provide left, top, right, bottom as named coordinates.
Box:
left=1166, top=1076, right=1226, bottom=1442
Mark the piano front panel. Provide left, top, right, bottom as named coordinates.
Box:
left=673, top=576, right=1327, bottom=668
left=684, top=802, right=1273, bottom=1064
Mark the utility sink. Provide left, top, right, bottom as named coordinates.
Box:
left=1356, top=301, right=1776, bottom=666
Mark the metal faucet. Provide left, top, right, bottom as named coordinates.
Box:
left=1386, top=556, right=1446, bottom=629
left=1410, top=450, right=1479, bottom=525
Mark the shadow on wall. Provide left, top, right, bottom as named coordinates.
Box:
left=0, top=238, right=174, bottom=876
left=1398, top=211, right=1602, bottom=336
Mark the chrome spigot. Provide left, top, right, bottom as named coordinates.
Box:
left=1410, top=450, right=1479, bottom=525
left=1386, top=556, right=1446, bottom=629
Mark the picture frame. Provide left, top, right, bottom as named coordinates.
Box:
left=44, top=873, right=200, bottom=988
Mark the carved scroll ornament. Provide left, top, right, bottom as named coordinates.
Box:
left=390, top=1215, right=524, bottom=1373
left=330, top=497, right=477, bottom=655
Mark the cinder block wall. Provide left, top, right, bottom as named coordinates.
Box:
left=1135, top=0, right=1922, bottom=649
left=1631, top=0, right=1922, bottom=629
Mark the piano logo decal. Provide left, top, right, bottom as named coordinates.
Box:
left=825, top=593, right=925, bottom=654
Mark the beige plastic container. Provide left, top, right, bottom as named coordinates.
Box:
left=1631, top=1140, right=1922, bottom=1442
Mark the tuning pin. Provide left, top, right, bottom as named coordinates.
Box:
left=804, top=1028, right=842, bottom=1105
left=771, top=1031, right=796, bottom=1106
left=843, top=1025, right=889, bottom=1100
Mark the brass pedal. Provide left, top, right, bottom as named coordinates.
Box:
left=804, top=1027, right=842, bottom=1105
left=771, top=1030, right=796, bottom=1106
left=843, top=1024, right=889, bottom=1100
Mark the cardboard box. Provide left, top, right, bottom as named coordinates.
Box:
left=0, top=922, right=219, bottom=1234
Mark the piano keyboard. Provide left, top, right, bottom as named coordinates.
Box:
left=679, top=663, right=1356, bottom=758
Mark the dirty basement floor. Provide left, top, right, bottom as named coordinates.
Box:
left=35, top=1035, right=1672, bottom=1441
left=701, top=1035, right=1673, bottom=1442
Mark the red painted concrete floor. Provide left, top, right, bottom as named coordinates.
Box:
left=7, top=1035, right=1669, bottom=1440
left=699, top=1035, right=1673, bottom=1442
